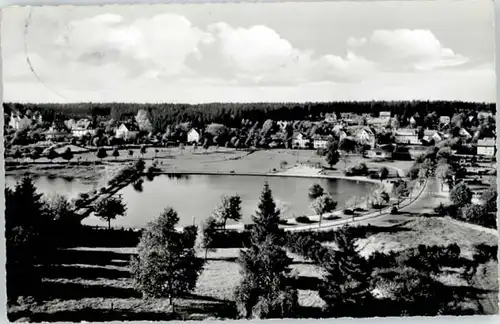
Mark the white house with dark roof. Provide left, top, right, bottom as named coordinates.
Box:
left=458, top=128, right=472, bottom=140
left=354, top=127, right=375, bottom=148
left=395, top=128, right=420, bottom=145
left=422, top=130, right=443, bottom=143
left=366, top=147, right=393, bottom=159
left=46, top=123, right=70, bottom=141
left=477, top=111, right=493, bottom=120
left=115, top=123, right=140, bottom=140
left=187, top=128, right=201, bottom=144
left=292, top=132, right=310, bottom=149
left=312, top=135, right=333, bottom=149
left=477, top=138, right=496, bottom=156
left=66, top=118, right=96, bottom=138
left=379, top=111, right=391, bottom=120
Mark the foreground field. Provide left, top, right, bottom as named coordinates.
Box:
left=8, top=216, right=497, bottom=321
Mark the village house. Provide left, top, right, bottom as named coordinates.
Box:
left=458, top=128, right=472, bottom=140
left=8, top=112, right=32, bottom=131
left=324, top=113, right=337, bottom=123
left=354, top=127, right=375, bottom=148
left=366, top=116, right=389, bottom=127
left=409, top=116, right=417, bottom=128
left=33, top=111, right=43, bottom=124
left=292, top=132, right=310, bottom=149
left=312, top=135, right=333, bottom=149
left=366, top=147, right=393, bottom=159
left=338, top=130, right=348, bottom=142
left=115, top=123, right=140, bottom=140
left=395, top=128, right=420, bottom=145
left=477, top=137, right=496, bottom=156
left=340, top=112, right=355, bottom=119
left=379, top=111, right=391, bottom=120
left=422, top=130, right=443, bottom=144
left=45, top=123, right=70, bottom=141
left=66, top=119, right=96, bottom=138
left=477, top=111, right=493, bottom=120
left=187, top=128, right=201, bottom=144
left=439, top=116, right=451, bottom=125
left=339, top=112, right=360, bottom=126
left=333, top=124, right=344, bottom=133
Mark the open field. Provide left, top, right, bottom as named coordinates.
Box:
left=6, top=148, right=412, bottom=181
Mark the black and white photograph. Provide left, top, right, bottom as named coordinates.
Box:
left=2, top=0, right=498, bottom=321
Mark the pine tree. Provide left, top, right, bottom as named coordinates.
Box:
left=251, top=182, right=282, bottom=244
left=5, top=177, right=46, bottom=301
left=235, top=183, right=298, bottom=318
left=235, top=236, right=298, bottom=318
left=319, top=228, right=373, bottom=317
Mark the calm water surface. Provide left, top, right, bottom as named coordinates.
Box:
left=6, top=174, right=375, bottom=228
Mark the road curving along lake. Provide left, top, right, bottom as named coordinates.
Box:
left=6, top=173, right=377, bottom=228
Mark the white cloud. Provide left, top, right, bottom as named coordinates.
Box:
left=54, top=13, right=213, bottom=77
left=348, top=29, right=468, bottom=71
left=207, top=23, right=297, bottom=73
left=202, top=22, right=377, bottom=85
left=2, top=11, right=489, bottom=103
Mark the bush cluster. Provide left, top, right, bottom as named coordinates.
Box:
left=345, top=163, right=369, bottom=176
left=295, top=216, right=312, bottom=224
left=107, top=160, right=145, bottom=187
left=368, top=243, right=462, bottom=273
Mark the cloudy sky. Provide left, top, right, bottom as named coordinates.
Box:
left=1, top=0, right=495, bottom=103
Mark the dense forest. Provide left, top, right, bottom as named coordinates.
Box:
left=4, top=101, right=495, bottom=133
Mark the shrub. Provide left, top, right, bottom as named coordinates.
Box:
left=244, top=224, right=255, bottom=231
left=474, top=243, right=498, bottom=263
left=278, top=218, right=288, bottom=225
left=295, top=216, right=312, bottom=224
left=434, top=203, right=447, bottom=216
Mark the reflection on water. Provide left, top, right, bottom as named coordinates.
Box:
left=6, top=174, right=375, bottom=229
left=166, top=173, right=190, bottom=180
left=6, top=175, right=98, bottom=200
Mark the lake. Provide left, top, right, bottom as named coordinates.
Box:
left=6, top=174, right=376, bottom=228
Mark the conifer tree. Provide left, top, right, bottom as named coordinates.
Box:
left=250, top=182, right=282, bottom=244
left=235, top=182, right=298, bottom=318
left=319, top=228, right=373, bottom=317
left=5, top=177, right=46, bottom=301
